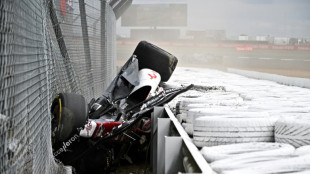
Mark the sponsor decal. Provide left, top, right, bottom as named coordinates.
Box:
left=53, top=134, right=79, bottom=157
left=148, top=71, right=157, bottom=79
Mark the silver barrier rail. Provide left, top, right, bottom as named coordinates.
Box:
left=151, top=105, right=214, bottom=174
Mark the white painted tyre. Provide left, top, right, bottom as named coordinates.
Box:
left=194, top=137, right=274, bottom=148
left=186, top=109, right=269, bottom=124
left=176, top=93, right=240, bottom=107
left=183, top=156, right=195, bottom=173
left=176, top=97, right=244, bottom=114
left=195, top=131, right=274, bottom=138
left=294, top=145, right=310, bottom=156
left=291, top=170, right=310, bottom=174
left=194, top=125, right=274, bottom=132
left=275, top=116, right=310, bottom=148
left=220, top=154, right=310, bottom=174
left=182, top=123, right=193, bottom=136
left=200, top=142, right=295, bottom=163
left=193, top=117, right=277, bottom=147
left=194, top=116, right=278, bottom=127
left=211, top=155, right=285, bottom=173
left=185, top=99, right=244, bottom=109
left=176, top=113, right=187, bottom=123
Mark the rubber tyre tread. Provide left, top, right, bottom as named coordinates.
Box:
left=194, top=117, right=277, bottom=127
left=194, top=131, right=274, bottom=137
left=294, top=145, right=310, bottom=156
left=220, top=154, right=310, bottom=174
left=182, top=123, right=193, bottom=136
left=194, top=126, right=274, bottom=132
left=192, top=117, right=277, bottom=147
left=187, top=110, right=269, bottom=124
left=200, top=142, right=295, bottom=163
left=133, top=40, right=178, bottom=82
left=211, top=155, right=286, bottom=173
left=275, top=117, right=310, bottom=148
left=51, top=93, right=88, bottom=143
left=194, top=137, right=274, bottom=147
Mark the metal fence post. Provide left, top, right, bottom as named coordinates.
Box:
left=79, top=0, right=94, bottom=96
left=48, top=0, right=79, bottom=92
left=101, top=0, right=108, bottom=89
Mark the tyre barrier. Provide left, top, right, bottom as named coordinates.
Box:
left=200, top=142, right=295, bottom=163
left=168, top=67, right=310, bottom=173
left=176, top=113, right=187, bottom=123
left=181, top=145, right=201, bottom=173
left=275, top=116, right=310, bottom=148
left=176, top=99, right=244, bottom=114
left=181, top=110, right=269, bottom=136
left=199, top=142, right=310, bottom=174
left=186, top=109, right=269, bottom=124
left=175, top=93, right=243, bottom=114
left=183, top=156, right=195, bottom=173
left=193, top=117, right=278, bottom=147
left=182, top=122, right=193, bottom=136
left=176, top=93, right=242, bottom=108
left=220, top=154, right=310, bottom=174
left=294, top=145, right=310, bottom=156
left=212, top=156, right=287, bottom=173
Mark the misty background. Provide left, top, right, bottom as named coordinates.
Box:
left=116, top=0, right=310, bottom=79
left=117, top=0, right=310, bottom=38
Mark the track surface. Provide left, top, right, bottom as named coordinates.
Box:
left=117, top=42, right=310, bottom=78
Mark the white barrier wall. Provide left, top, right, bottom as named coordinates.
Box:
left=228, top=68, right=310, bottom=89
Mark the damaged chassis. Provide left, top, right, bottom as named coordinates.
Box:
left=50, top=41, right=193, bottom=173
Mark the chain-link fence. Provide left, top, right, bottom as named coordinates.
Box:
left=0, top=0, right=123, bottom=173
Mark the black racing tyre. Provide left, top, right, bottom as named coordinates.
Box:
left=51, top=93, right=88, bottom=145
left=133, top=41, right=178, bottom=82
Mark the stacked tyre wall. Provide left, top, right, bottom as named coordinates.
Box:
left=0, top=0, right=117, bottom=173
left=168, top=67, right=310, bottom=173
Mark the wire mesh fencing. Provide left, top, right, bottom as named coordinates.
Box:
left=0, top=0, right=117, bottom=173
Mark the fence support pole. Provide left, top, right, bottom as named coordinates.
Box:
left=101, top=0, right=108, bottom=89
left=48, top=0, right=79, bottom=92
left=79, top=0, right=94, bottom=96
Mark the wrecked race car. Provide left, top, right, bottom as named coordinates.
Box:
left=50, top=41, right=193, bottom=173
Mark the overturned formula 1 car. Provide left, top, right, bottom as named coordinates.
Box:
left=50, top=41, right=193, bottom=174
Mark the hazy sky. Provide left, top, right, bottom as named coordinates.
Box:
left=117, top=0, right=310, bottom=38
